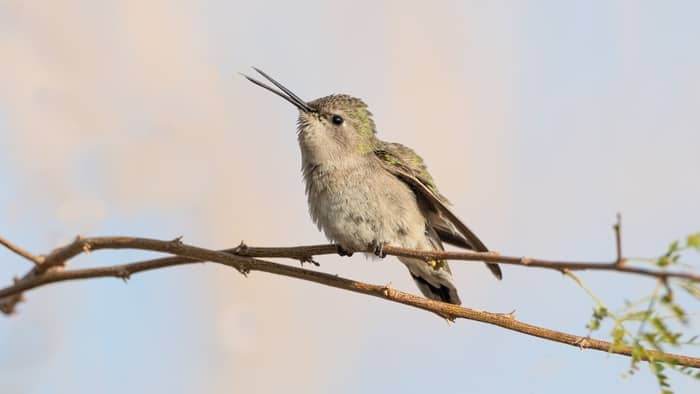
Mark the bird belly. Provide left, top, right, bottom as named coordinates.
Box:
left=306, top=165, right=427, bottom=252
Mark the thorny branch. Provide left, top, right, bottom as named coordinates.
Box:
left=1, top=234, right=699, bottom=368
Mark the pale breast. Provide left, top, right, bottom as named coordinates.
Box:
left=303, top=158, right=427, bottom=251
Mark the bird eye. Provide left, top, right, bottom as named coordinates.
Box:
left=331, top=115, right=344, bottom=125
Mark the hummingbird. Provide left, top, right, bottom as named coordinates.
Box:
left=243, top=68, right=501, bottom=304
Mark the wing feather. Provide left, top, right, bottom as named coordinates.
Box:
left=375, top=142, right=502, bottom=280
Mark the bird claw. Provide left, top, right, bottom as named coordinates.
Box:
left=300, top=256, right=320, bottom=267
left=335, top=245, right=354, bottom=257
left=370, top=241, right=387, bottom=258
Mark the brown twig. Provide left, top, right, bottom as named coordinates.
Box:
left=614, top=213, right=623, bottom=266
left=1, top=237, right=698, bottom=312
left=0, top=235, right=699, bottom=368
left=234, top=243, right=700, bottom=282
left=380, top=246, right=700, bottom=282
left=0, top=237, right=44, bottom=266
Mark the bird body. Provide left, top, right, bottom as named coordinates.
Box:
left=303, top=153, right=422, bottom=254
left=244, top=69, right=501, bottom=304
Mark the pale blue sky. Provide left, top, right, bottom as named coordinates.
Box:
left=1, top=1, right=698, bottom=393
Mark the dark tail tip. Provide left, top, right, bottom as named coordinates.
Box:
left=487, top=263, right=503, bottom=280
left=410, top=274, right=459, bottom=304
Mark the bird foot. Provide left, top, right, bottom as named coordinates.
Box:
left=335, top=245, right=354, bottom=257
left=370, top=241, right=387, bottom=258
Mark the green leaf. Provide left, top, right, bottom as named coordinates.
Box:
left=611, top=325, right=625, bottom=345
left=687, top=232, right=700, bottom=250
left=680, top=282, right=700, bottom=299
left=661, top=292, right=673, bottom=304
left=622, top=310, right=652, bottom=321
left=586, top=306, right=608, bottom=331
left=669, top=304, right=687, bottom=324
left=668, top=240, right=680, bottom=254
left=657, top=240, right=682, bottom=267
left=594, top=306, right=608, bottom=319
left=651, top=318, right=680, bottom=345
left=631, top=342, right=646, bottom=366
left=643, top=332, right=659, bottom=347
left=657, top=256, right=672, bottom=267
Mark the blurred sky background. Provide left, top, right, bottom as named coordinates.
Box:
left=1, top=1, right=699, bottom=393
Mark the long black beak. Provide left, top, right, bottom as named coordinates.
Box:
left=242, top=67, right=316, bottom=113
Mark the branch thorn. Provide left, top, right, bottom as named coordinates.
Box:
left=575, top=337, right=591, bottom=350
left=170, top=236, right=184, bottom=245
left=116, top=269, right=131, bottom=282
left=381, top=281, right=393, bottom=297
left=497, top=309, right=517, bottom=319
left=233, top=240, right=248, bottom=254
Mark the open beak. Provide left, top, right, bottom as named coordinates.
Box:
left=242, top=67, right=316, bottom=113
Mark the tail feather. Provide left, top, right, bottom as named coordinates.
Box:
left=410, top=273, right=455, bottom=304
left=400, top=257, right=461, bottom=305
left=486, top=262, right=502, bottom=280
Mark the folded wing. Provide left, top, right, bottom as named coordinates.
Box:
left=374, top=141, right=502, bottom=280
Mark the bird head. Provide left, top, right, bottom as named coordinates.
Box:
left=244, top=68, right=378, bottom=162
